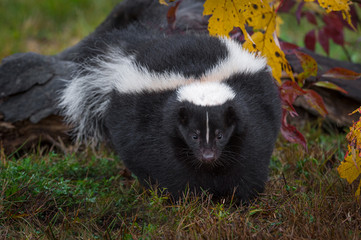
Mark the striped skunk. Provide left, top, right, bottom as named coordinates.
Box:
left=60, top=25, right=282, bottom=202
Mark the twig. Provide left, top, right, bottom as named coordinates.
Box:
left=341, top=45, right=352, bottom=62
left=281, top=173, right=290, bottom=195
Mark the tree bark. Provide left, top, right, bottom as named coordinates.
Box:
left=1, top=0, right=360, bottom=153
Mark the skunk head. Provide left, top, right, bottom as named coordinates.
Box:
left=177, top=104, right=238, bottom=164
left=175, top=81, right=243, bottom=166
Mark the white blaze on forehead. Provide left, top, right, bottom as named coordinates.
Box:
left=206, top=111, right=209, bottom=144
left=176, top=82, right=236, bottom=106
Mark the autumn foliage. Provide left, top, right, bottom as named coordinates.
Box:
left=160, top=0, right=361, bottom=197
left=338, top=107, right=361, bottom=197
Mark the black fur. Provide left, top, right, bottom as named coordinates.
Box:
left=104, top=75, right=281, bottom=202
left=71, top=24, right=227, bottom=78
left=69, top=25, right=282, bottom=202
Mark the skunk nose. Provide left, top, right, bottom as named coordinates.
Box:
left=202, top=149, right=215, bottom=162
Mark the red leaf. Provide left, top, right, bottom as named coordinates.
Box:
left=304, top=30, right=316, bottom=51
left=322, top=67, right=361, bottom=80
left=323, top=13, right=343, bottom=32
left=348, top=5, right=359, bottom=30
left=318, top=29, right=329, bottom=55
left=303, top=89, right=328, bottom=117
left=281, top=124, right=307, bottom=150
left=313, top=81, right=348, bottom=94
left=277, top=0, right=296, bottom=12
left=335, top=6, right=359, bottom=30
left=280, top=41, right=300, bottom=52
left=305, top=12, right=317, bottom=25
left=324, top=26, right=344, bottom=46
left=350, top=5, right=359, bottom=29
left=331, top=31, right=344, bottom=46
left=322, top=14, right=344, bottom=46
left=296, top=1, right=304, bottom=24
left=282, top=103, right=298, bottom=117
left=280, top=80, right=306, bottom=116
left=167, top=1, right=182, bottom=30
left=281, top=110, right=307, bottom=150
left=280, top=81, right=306, bottom=99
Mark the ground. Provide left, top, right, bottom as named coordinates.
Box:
left=1, top=122, right=360, bottom=239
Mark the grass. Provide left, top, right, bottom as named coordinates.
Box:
left=1, top=123, right=360, bottom=239
left=1, top=0, right=361, bottom=238
left=0, top=0, right=119, bottom=59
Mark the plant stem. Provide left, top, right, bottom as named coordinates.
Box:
left=342, top=45, right=352, bottom=62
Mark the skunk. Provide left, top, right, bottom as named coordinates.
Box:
left=60, top=25, right=282, bottom=202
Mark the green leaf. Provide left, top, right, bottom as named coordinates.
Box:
left=294, top=51, right=317, bottom=85
left=313, top=81, right=348, bottom=94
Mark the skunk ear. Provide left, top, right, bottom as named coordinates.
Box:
left=225, top=106, right=237, bottom=126
left=178, top=107, right=188, bottom=125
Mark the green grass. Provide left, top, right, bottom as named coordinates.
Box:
left=1, top=124, right=360, bottom=239
left=0, top=0, right=119, bottom=58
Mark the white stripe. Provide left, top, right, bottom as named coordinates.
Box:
left=94, top=37, right=266, bottom=95
left=176, top=82, right=236, bottom=106
left=206, top=111, right=209, bottom=144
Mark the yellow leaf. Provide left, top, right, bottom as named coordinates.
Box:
left=342, top=107, right=361, bottom=197
left=159, top=0, right=176, bottom=5
left=337, top=146, right=361, bottom=184
left=354, top=121, right=361, bottom=147
left=203, top=0, right=248, bottom=37
left=276, top=15, right=283, bottom=37
left=356, top=180, right=361, bottom=197
left=346, top=116, right=361, bottom=153
left=242, top=0, right=273, bottom=30
left=243, top=15, right=294, bottom=84
left=203, top=0, right=274, bottom=36
left=159, top=0, right=168, bottom=5
left=305, top=0, right=353, bottom=28
left=350, top=106, right=361, bottom=115
left=319, top=0, right=351, bottom=12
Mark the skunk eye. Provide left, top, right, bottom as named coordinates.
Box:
left=217, top=132, right=223, bottom=140
left=191, top=130, right=200, bottom=140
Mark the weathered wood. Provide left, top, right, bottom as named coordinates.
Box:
left=0, top=53, right=74, bottom=123
left=1, top=0, right=360, bottom=153
left=286, top=50, right=361, bottom=126
left=0, top=115, right=70, bottom=154
left=0, top=53, right=74, bottom=153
